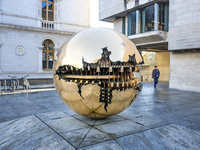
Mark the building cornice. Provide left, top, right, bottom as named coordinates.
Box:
left=2, top=13, right=89, bottom=29
left=0, top=23, right=74, bottom=35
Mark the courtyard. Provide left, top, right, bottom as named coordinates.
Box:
left=0, top=82, right=200, bottom=149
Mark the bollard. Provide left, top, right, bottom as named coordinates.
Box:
left=17, top=79, right=19, bottom=90
left=4, top=79, right=7, bottom=91
left=13, top=80, right=15, bottom=92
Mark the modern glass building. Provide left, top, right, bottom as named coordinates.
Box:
left=99, top=0, right=200, bottom=92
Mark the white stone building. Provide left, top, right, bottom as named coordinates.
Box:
left=99, top=0, right=200, bottom=92
left=0, top=0, right=90, bottom=83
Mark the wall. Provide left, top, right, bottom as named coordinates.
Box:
left=141, top=65, right=154, bottom=82
left=99, top=0, right=124, bottom=20
left=169, top=0, right=200, bottom=50
left=169, top=51, right=200, bottom=92
left=141, top=51, right=170, bottom=82
left=114, top=18, right=122, bottom=33
left=59, top=0, right=90, bottom=32
left=156, top=51, right=170, bottom=81
left=2, top=0, right=38, bottom=27
left=0, top=27, right=70, bottom=79
left=1, top=0, right=90, bottom=32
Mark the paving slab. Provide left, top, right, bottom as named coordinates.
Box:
left=43, top=116, right=90, bottom=133
left=78, top=140, right=123, bottom=150
left=116, top=129, right=174, bottom=150
left=36, top=111, right=70, bottom=122
left=154, top=124, right=200, bottom=150
left=94, top=120, right=148, bottom=138
left=60, top=127, right=91, bottom=148
left=118, top=112, right=166, bottom=128
left=0, top=116, right=40, bottom=143
left=0, top=115, right=74, bottom=150
left=35, top=135, right=75, bottom=150
left=78, top=127, right=112, bottom=148
left=72, top=115, right=97, bottom=125
left=0, top=123, right=56, bottom=149
left=94, top=115, right=126, bottom=126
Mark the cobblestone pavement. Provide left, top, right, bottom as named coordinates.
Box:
left=0, top=82, right=200, bottom=149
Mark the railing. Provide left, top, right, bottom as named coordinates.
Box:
left=0, top=75, right=30, bottom=93
left=41, top=21, right=54, bottom=29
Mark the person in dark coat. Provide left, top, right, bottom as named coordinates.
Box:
left=152, top=66, right=160, bottom=88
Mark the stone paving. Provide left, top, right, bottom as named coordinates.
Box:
left=0, top=82, right=200, bottom=149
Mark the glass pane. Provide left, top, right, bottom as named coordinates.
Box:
left=48, top=61, right=53, bottom=69
left=48, top=11, right=53, bottom=21
left=128, top=11, right=136, bottom=35
left=159, top=4, right=165, bottom=30
left=164, top=3, right=169, bottom=32
left=42, top=41, right=47, bottom=50
left=42, top=2, right=47, bottom=10
left=43, top=61, right=47, bottom=69
left=48, top=53, right=54, bottom=61
left=142, top=51, right=156, bottom=66
left=48, top=0, right=53, bottom=2
left=48, top=52, right=53, bottom=69
left=42, top=52, right=47, bottom=61
left=49, top=3, right=53, bottom=10
left=49, top=42, right=54, bottom=50
left=42, top=10, right=46, bottom=20
left=145, top=5, right=154, bottom=32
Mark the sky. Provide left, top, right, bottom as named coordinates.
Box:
left=90, top=0, right=114, bottom=28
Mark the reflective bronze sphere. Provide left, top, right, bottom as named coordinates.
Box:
left=53, top=28, right=143, bottom=119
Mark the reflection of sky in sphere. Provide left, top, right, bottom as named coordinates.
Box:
left=60, top=28, right=142, bottom=68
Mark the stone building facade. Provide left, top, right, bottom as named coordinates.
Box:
left=99, top=0, right=200, bottom=92
left=0, top=0, right=90, bottom=82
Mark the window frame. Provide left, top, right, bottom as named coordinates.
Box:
left=42, top=39, right=54, bottom=71
left=42, top=0, right=54, bottom=21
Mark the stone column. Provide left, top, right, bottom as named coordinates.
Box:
left=0, top=0, right=2, bottom=23
left=38, top=46, right=43, bottom=72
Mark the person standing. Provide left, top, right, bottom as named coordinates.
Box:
left=152, top=66, right=160, bottom=88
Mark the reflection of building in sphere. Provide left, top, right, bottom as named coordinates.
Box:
left=53, top=28, right=143, bottom=119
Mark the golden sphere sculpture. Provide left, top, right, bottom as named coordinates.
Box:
left=53, top=28, right=143, bottom=119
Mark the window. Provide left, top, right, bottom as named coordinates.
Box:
left=42, top=0, right=54, bottom=21
left=42, top=39, right=54, bottom=70
left=126, top=3, right=169, bottom=35
left=128, top=11, right=136, bottom=35
left=143, top=4, right=155, bottom=32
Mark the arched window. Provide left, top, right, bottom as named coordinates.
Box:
left=42, top=39, right=54, bottom=70
left=42, top=0, right=54, bottom=21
